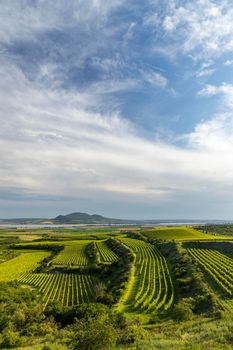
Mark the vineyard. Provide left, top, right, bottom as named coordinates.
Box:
left=117, top=238, right=174, bottom=313
left=187, top=248, right=233, bottom=311
left=18, top=272, right=97, bottom=307
left=96, top=241, right=118, bottom=263
left=52, top=243, right=89, bottom=266
left=0, top=251, right=50, bottom=281
left=142, top=226, right=228, bottom=241
left=2, top=226, right=233, bottom=318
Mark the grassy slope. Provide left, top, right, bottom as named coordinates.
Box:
left=135, top=315, right=233, bottom=350
left=142, top=226, right=229, bottom=241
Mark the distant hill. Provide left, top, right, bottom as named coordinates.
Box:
left=52, top=212, right=134, bottom=224
left=0, top=211, right=229, bottom=226
left=0, top=218, right=46, bottom=224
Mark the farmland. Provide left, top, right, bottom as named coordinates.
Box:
left=1, top=225, right=233, bottom=350
left=0, top=251, right=50, bottom=281
left=187, top=247, right=233, bottom=311
left=117, top=238, right=174, bottom=314
left=142, top=226, right=229, bottom=241
left=96, top=240, right=118, bottom=263
left=52, top=242, right=89, bottom=266
left=18, top=272, right=96, bottom=307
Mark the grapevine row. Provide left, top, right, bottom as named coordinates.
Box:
left=52, top=244, right=88, bottom=266
left=96, top=241, right=118, bottom=263
left=0, top=251, right=50, bottom=282
left=18, top=272, right=96, bottom=307
left=119, top=238, right=174, bottom=313
left=187, top=248, right=233, bottom=296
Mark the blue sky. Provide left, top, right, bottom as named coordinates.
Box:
left=1, top=0, right=233, bottom=219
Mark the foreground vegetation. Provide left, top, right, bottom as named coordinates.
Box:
left=1, top=225, right=233, bottom=349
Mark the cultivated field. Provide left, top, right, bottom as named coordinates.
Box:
left=1, top=225, right=233, bottom=318
left=96, top=240, right=118, bottom=263
left=187, top=247, right=233, bottom=311
left=142, top=226, right=229, bottom=241
left=0, top=251, right=50, bottom=281
left=52, top=243, right=89, bottom=266
left=18, top=272, right=96, bottom=307
left=117, top=237, right=174, bottom=313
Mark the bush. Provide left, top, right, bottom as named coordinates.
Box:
left=0, top=282, right=56, bottom=342
left=1, top=330, right=22, bottom=348
left=65, top=304, right=143, bottom=349
left=85, top=242, right=100, bottom=266
left=0, top=312, right=9, bottom=331
left=118, top=324, right=147, bottom=345
left=172, top=303, right=193, bottom=321
left=214, top=310, right=225, bottom=319
left=194, top=293, right=218, bottom=313
left=69, top=315, right=117, bottom=350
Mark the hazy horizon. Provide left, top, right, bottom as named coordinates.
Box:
left=1, top=1, right=233, bottom=219
left=1, top=211, right=233, bottom=222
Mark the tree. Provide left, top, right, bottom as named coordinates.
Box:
left=172, top=302, right=193, bottom=321
left=69, top=314, right=117, bottom=350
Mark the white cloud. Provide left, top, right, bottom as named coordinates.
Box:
left=198, top=84, right=218, bottom=96
left=191, top=82, right=233, bottom=152
left=224, top=59, right=233, bottom=66
left=1, top=58, right=233, bottom=207
left=88, top=78, right=140, bottom=94
left=196, top=68, right=215, bottom=78
left=0, top=1, right=127, bottom=44
left=198, top=83, right=233, bottom=108
left=141, top=70, right=168, bottom=89
left=148, top=0, right=233, bottom=61
left=163, top=15, right=177, bottom=32
left=188, top=113, right=233, bottom=151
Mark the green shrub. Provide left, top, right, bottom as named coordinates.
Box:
left=1, top=330, right=22, bottom=348
left=214, top=309, right=225, bottom=319
left=118, top=324, right=147, bottom=345
left=69, top=315, right=117, bottom=350
left=0, top=312, right=9, bottom=331
left=172, top=303, right=193, bottom=321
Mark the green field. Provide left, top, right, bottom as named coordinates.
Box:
left=18, top=272, right=97, bottom=307
left=52, top=242, right=89, bottom=266
left=117, top=238, right=174, bottom=314
left=1, top=225, right=233, bottom=350
left=0, top=251, right=50, bottom=281
left=96, top=241, right=119, bottom=263
left=187, top=247, right=233, bottom=311
left=142, top=226, right=228, bottom=241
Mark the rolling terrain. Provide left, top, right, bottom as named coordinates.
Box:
left=1, top=225, right=233, bottom=349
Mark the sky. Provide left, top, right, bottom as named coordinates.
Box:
left=1, top=0, right=233, bottom=219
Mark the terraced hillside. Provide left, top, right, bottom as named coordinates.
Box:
left=117, top=238, right=174, bottom=313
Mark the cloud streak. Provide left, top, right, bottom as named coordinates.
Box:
left=1, top=60, right=233, bottom=201
left=1, top=1, right=233, bottom=218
